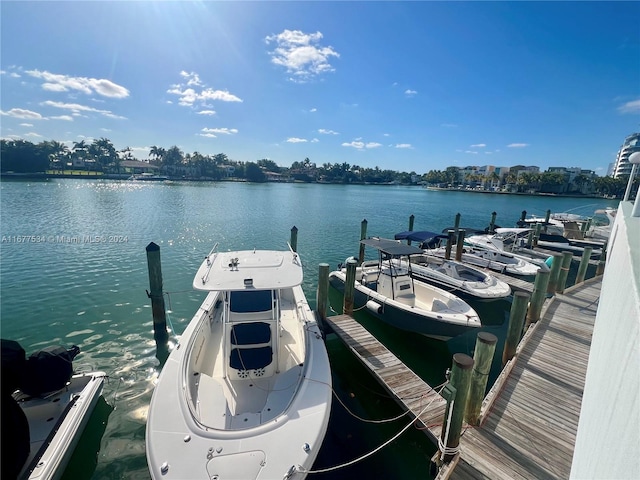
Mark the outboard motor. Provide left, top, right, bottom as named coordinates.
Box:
left=20, top=344, right=80, bottom=396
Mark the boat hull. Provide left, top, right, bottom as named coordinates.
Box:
left=146, top=285, right=332, bottom=480
left=329, top=271, right=480, bottom=341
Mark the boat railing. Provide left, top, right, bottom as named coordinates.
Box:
left=200, top=243, right=220, bottom=285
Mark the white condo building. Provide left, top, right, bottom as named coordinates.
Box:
left=613, top=132, right=640, bottom=178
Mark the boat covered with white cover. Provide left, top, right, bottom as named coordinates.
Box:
left=394, top=231, right=511, bottom=300
left=145, top=244, right=332, bottom=480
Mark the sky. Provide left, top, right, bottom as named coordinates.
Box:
left=1, top=1, right=639, bottom=175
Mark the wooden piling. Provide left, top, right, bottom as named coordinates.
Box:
left=146, top=242, right=168, bottom=346
left=455, top=229, right=466, bottom=262
left=407, top=214, right=415, bottom=245
left=526, top=230, right=534, bottom=249
left=556, top=251, right=573, bottom=294
left=316, top=263, right=330, bottom=323
left=343, top=258, right=358, bottom=315
left=575, top=247, right=593, bottom=284
left=289, top=225, right=298, bottom=252
left=543, top=209, right=551, bottom=232
left=454, top=213, right=461, bottom=235
left=489, top=211, right=497, bottom=233
left=520, top=210, right=527, bottom=222
left=440, top=353, right=474, bottom=462
left=596, top=241, right=607, bottom=276
left=525, top=269, right=550, bottom=329
left=445, top=229, right=455, bottom=260
left=546, top=252, right=564, bottom=295
left=502, top=291, right=530, bottom=366
left=466, top=332, right=498, bottom=426
left=533, top=223, right=542, bottom=247
left=357, top=219, right=368, bottom=266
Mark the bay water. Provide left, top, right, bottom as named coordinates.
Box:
left=0, top=179, right=616, bottom=479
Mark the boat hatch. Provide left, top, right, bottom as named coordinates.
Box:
left=206, top=450, right=266, bottom=480
left=225, top=289, right=279, bottom=380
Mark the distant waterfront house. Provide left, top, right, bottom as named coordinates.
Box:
left=120, top=160, right=160, bottom=175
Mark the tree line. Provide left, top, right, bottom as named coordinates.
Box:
left=1, top=137, right=636, bottom=197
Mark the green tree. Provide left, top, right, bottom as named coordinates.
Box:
left=245, top=162, right=266, bottom=182
left=163, top=146, right=183, bottom=166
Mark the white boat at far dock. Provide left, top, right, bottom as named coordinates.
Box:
left=145, top=244, right=332, bottom=480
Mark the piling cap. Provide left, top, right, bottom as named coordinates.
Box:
left=452, top=353, right=474, bottom=370
left=146, top=242, right=160, bottom=252
left=477, top=331, right=498, bottom=346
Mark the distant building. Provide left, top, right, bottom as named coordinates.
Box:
left=613, top=132, right=640, bottom=178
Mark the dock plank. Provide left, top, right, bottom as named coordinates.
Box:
left=443, top=277, right=601, bottom=480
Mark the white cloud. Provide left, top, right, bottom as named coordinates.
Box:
left=310, top=108, right=317, bottom=112
left=286, top=137, right=308, bottom=143
left=41, top=100, right=126, bottom=119
left=507, top=143, right=529, bottom=148
left=265, top=29, right=339, bottom=83
left=470, top=143, right=486, bottom=148
left=311, top=138, right=319, bottom=143
left=19, top=123, right=33, bottom=127
left=202, top=127, right=238, bottom=135
left=342, top=141, right=382, bottom=149
left=465, top=150, right=478, bottom=154
left=318, top=128, right=339, bottom=135
left=618, top=99, right=640, bottom=114
left=1, top=108, right=43, bottom=120
left=51, top=115, right=73, bottom=121
left=25, top=69, right=129, bottom=98
left=405, top=89, right=417, bottom=96
left=24, top=132, right=42, bottom=137
left=197, top=110, right=216, bottom=116
left=167, top=72, right=242, bottom=107
left=395, top=144, right=413, bottom=149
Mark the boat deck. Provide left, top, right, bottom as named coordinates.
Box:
left=325, top=314, right=447, bottom=443
left=444, top=276, right=601, bottom=479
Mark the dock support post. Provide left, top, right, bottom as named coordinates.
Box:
left=290, top=226, right=298, bottom=252
left=525, top=269, right=551, bottom=329
left=357, top=219, right=368, bottom=266
left=544, top=209, right=551, bottom=232
left=596, top=241, right=607, bottom=276
left=502, top=291, right=530, bottom=366
left=343, top=258, right=357, bottom=315
left=146, top=242, right=168, bottom=347
left=466, top=332, right=497, bottom=426
left=407, top=214, right=415, bottom=245
left=533, top=223, right=542, bottom=247
left=440, top=353, right=474, bottom=462
left=526, top=230, right=534, bottom=249
left=454, top=213, right=461, bottom=235
left=316, top=263, right=330, bottom=324
left=575, top=246, right=593, bottom=284
left=445, top=230, right=455, bottom=260
left=489, top=211, right=497, bottom=233
left=546, top=252, right=564, bottom=295
left=520, top=210, right=527, bottom=222
left=556, top=251, right=573, bottom=294
left=455, top=229, right=466, bottom=262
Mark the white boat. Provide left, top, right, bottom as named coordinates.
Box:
left=128, top=172, right=169, bottom=181
left=394, top=231, right=511, bottom=301
left=1, top=340, right=106, bottom=480
left=145, top=244, right=332, bottom=480
left=462, top=229, right=550, bottom=276
left=328, top=238, right=481, bottom=341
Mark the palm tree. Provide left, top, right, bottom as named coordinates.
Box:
left=149, top=146, right=166, bottom=165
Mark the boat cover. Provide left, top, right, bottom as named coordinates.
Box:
left=394, top=230, right=446, bottom=243
left=361, top=238, right=424, bottom=256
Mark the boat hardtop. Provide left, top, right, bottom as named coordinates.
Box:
left=360, top=236, right=425, bottom=258
left=194, top=245, right=303, bottom=291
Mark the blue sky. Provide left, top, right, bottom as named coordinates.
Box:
left=1, top=1, right=639, bottom=175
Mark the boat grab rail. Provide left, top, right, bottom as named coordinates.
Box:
left=200, top=242, right=220, bottom=285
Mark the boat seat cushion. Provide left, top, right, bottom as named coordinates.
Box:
left=230, top=322, right=271, bottom=346
left=230, top=346, right=272, bottom=371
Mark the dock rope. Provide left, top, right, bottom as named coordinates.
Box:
left=438, top=397, right=458, bottom=461
left=297, top=383, right=447, bottom=475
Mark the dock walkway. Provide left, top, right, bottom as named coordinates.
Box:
left=325, top=314, right=447, bottom=443
left=448, top=276, right=601, bottom=479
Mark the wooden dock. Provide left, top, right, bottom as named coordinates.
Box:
left=489, top=270, right=535, bottom=293
left=445, top=276, right=601, bottom=479
left=325, top=314, right=447, bottom=443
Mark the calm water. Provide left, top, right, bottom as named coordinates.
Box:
left=0, top=179, right=616, bottom=479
